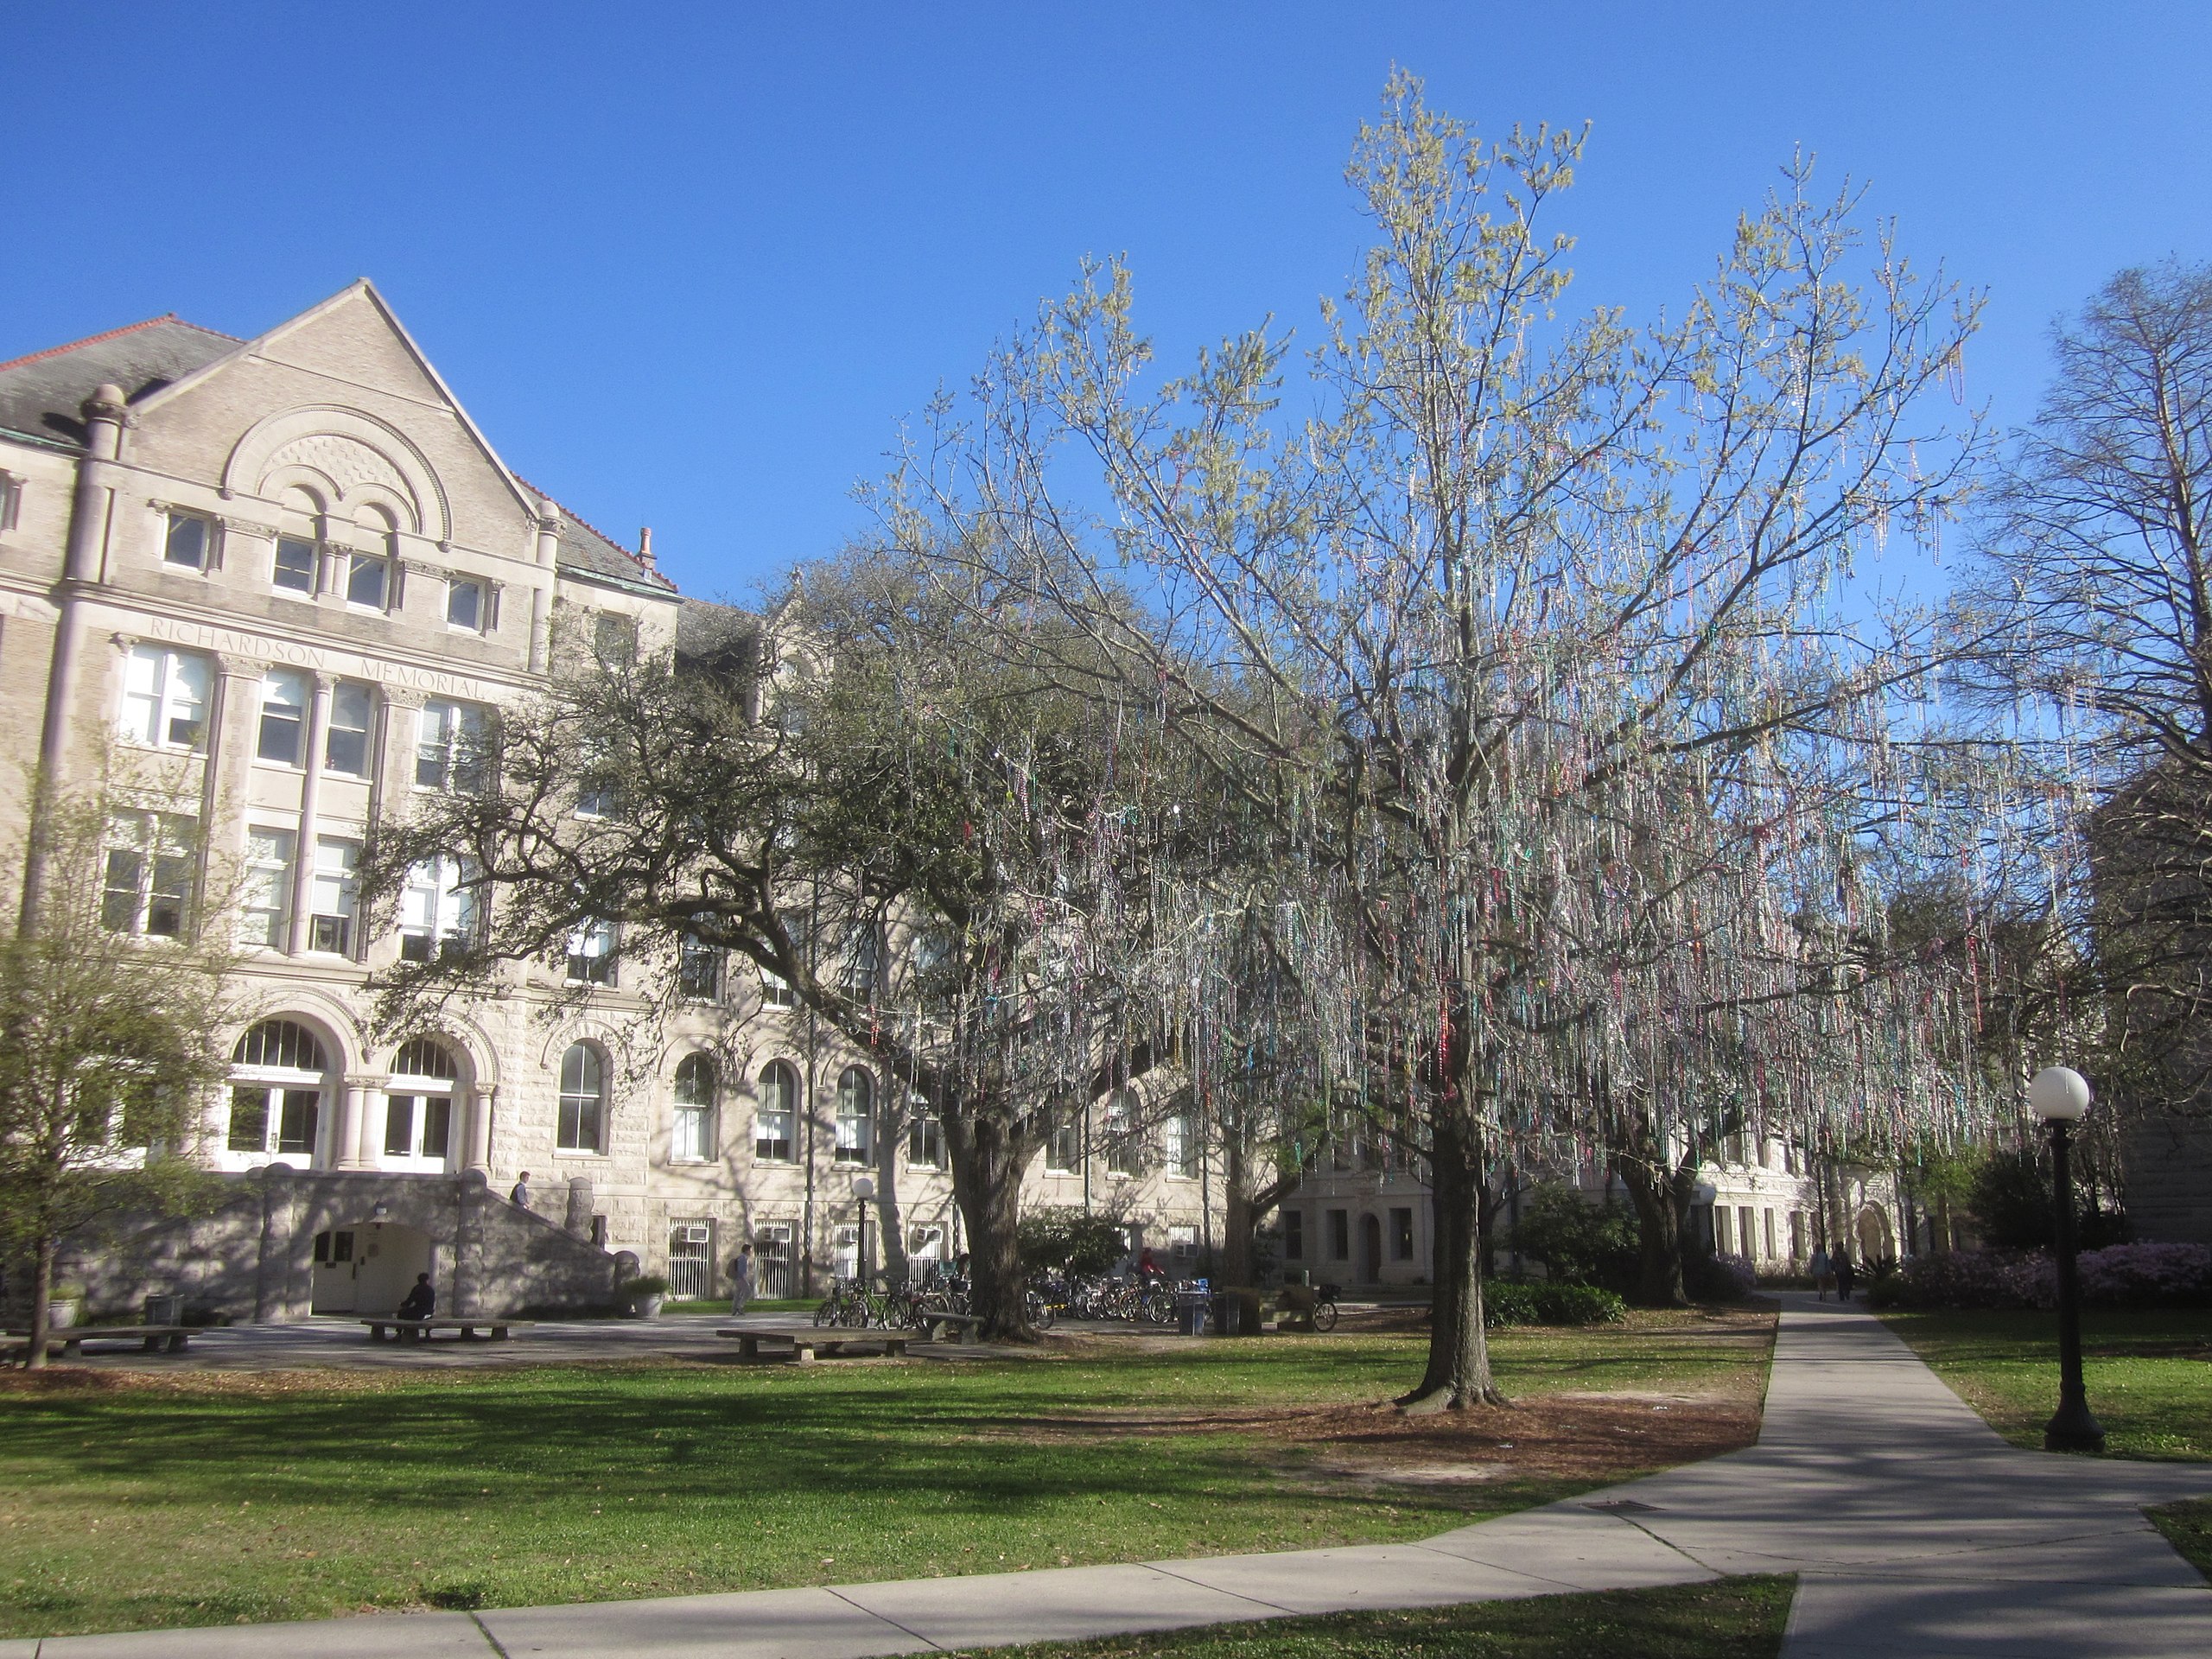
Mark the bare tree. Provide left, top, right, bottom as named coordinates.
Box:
left=894, top=77, right=1988, bottom=1406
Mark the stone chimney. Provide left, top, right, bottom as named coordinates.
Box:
left=638, top=526, right=656, bottom=570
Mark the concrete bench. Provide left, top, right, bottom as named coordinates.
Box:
left=360, top=1318, right=531, bottom=1343
left=717, top=1326, right=908, bottom=1363
left=917, top=1310, right=984, bottom=1344
left=2, top=1324, right=193, bottom=1357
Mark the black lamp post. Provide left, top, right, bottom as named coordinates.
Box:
left=2027, top=1065, right=2106, bottom=1454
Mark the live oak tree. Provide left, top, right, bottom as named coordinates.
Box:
left=365, top=556, right=1179, bottom=1340
left=0, top=787, right=230, bottom=1367
left=896, top=77, right=1988, bottom=1404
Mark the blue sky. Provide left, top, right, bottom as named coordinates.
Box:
left=6, top=4, right=2208, bottom=601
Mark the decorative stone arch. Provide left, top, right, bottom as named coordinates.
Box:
left=394, top=1010, right=501, bottom=1095
left=222, top=404, right=450, bottom=543
left=226, top=988, right=365, bottom=1077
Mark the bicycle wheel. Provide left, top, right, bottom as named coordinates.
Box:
left=1027, top=1291, right=1057, bottom=1331
left=1140, top=1287, right=1174, bottom=1325
left=812, top=1299, right=836, bottom=1328
left=1312, top=1300, right=1338, bottom=1332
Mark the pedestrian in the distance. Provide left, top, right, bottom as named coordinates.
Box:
left=1834, top=1245, right=1859, bottom=1303
left=510, top=1170, right=532, bottom=1211
left=729, top=1243, right=754, bottom=1316
left=1809, top=1244, right=1831, bottom=1302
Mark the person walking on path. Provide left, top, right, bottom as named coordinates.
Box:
left=729, top=1243, right=754, bottom=1316
left=510, top=1170, right=532, bottom=1211
left=1810, top=1243, right=1832, bottom=1301
left=1833, top=1244, right=1859, bottom=1302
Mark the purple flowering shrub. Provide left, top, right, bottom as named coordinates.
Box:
left=1688, top=1251, right=1759, bottom=1301
left=1878, top=1243, right=2212, bottom=1310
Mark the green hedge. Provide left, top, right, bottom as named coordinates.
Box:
left=1484, top=1280, right=1629, bottom=1326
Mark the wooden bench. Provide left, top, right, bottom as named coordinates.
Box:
left=1, top=1324, right=193, bottom=1358
left=359, top=1318, right=532, bottom=1343
left=717, top=1326, right=908, bottom=1363
left=917, top=1310, right=984, bottom=1344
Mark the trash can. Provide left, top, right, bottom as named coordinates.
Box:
left=144, top=1294, right=184, bottom=1326
left=1174, top=1291, right=1210, bottom=1336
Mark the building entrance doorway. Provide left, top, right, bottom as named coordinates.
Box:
left=322, top=1221, right=435, bottom=1315
left=1358, top=1212, right=1382, bottom=1285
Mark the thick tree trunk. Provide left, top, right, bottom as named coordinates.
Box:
left=944, top=1108, right=1033, bottom=1341
left=25, top=1235, right=55, bottom=1370
left=1618, top=1156, right=1691, bottom=1307
left=1399, top=1109, right=1501, bottom=1413
left=1220, top=1183, right=1256, bottom=1287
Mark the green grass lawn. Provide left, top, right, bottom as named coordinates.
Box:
left=941, top=1575, right=1796, bottom=1659
left=1878, top=1308, right=2212, bottom=1461
left=0, top=1315, right=1769, bottom=1639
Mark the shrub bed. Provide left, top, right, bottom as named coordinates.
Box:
left=1484, top=1281, right=1629, bottom=1326
left=1869, top=1243, right=2212, bottom=1311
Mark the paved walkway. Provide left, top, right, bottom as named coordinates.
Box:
left=13, top=1298, right=2212, bottom=1658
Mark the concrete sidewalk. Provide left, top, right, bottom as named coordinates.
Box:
left=14, top=1298, right=2212, bottom=1658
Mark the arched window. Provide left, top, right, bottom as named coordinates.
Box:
left=835, top=1067, right=873, bottom=1165
left=385, top=1038, right=459, bottom=1164
left=227, top=1019, right=328, bottom=1163
left=557, top=1043, right=606, bottom=1152
left=756, top=1061, right=797, bottom=1162
left=672, top=1054, right=716, bottom=1163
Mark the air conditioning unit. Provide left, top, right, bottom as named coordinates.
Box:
left=677, top=1223, right=711, bottom=1244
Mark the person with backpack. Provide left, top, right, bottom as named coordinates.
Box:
left=1833, top=1244, right=1859, bottom=1303
left=729, top=1243, right=755, bottom=1316
left=1809, top=1243, right=1832, bottom=1302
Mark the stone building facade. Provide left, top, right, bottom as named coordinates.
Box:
left=0, top=283, right=1221, bottom=1320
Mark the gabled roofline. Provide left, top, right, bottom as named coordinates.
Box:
left=0, top=313, right=238, bottom=377
left=132, top=279, right=541, bottom=522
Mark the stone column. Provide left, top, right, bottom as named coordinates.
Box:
left=200, top=654, right=264, bottom=875
left=334, top=1076, right=381, bottom=1172
left=284, top=673, right=335, bottom=956
left=530, top=498, right=561, bottom=674
left=464, top=1084, right=496, bottom=1173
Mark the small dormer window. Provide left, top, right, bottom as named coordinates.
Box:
left=164, top=512, right=211, bottom=571
left=273, top=536, right=316, bottom=594
left=447, top=578, right=484, bottom=632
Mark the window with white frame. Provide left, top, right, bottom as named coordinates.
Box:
left=1168, top=1224, right=1198, bottom=1267
left=447, top=576, right=485, bottom=632
left=835, top=1066, right=873, bottom=1165
left=346, top=547, right=390, bottom=610
left=227, top=1019, right=327, bottom=1160
left=101, top=811, right=197, bottom=938
left=837, top=923, right=881, bottom=1000
left=1046, top=1109, right=1081, bottom=1173
left=907, top=1103, right=945, bottom=1170
left=399, top=855, right=478, bottom=963
left=671, top=1053, right=715, bottom=1163
left=238, top=826, right=295, bottom=948
left=308, top=836, right=360, bottom=955
left=272, top=534, right=316, bottom=594
left=556, top=1042, right=606, bottom=1152
left=383, top=1038, right=458, bottom=1163
left=118, top=644, right=210, bottom=751
left=415, top=700, right=488, bottom=791
left=759, top=957, right=795, bottom=1007
left=256, top=669, right=309, bottom=766
left=324, top=682, right=372, bottom=777
left=1163, top=1106, right=1200, bottom=1179
left=677, top=932, right=721, bottom=1001
left=163, top=510, right=212, bottom=571
left=755, top=1061, right=797, bottom=1162
left=1104, top=1087, right=1142, bottom=1176
left=832, top=1224, right=860, bottom=1281
left=566, top=918, right=616, bottom=986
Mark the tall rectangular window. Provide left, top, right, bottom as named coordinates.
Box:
left=324, top=682, right=372, bottom=777
left=677, top=934, right=721, bottom=1001
left=163, top=512, right=210, bottom=570
left=346, top=550, right=389, bottom=610
left=1282, top=1210, right=1304, bottom=1262
left=416, top=700, right=487, bottom=790
left=119, top=645, right=210, bottom=751
left=1163, top=1108, right=1199, bottom=1179
left=400, top=856, right=477, bottom=963
left=238, top=826, right=295, bottom=948
left=256, top=669, right=308, bottom=766
left=566, top=918, right=616, bottom=986
left=272, top=535, right=316, bottom=594
left=1389, top=1206, right=1414, bottom=1261
left=1046, top=1114, right=1080, bottom=1173
left=907, top=1111, right=945, bottom=1170
left=1738, top=1205, right=1757, bottom=1261
left=101, top=811, right=198, bottom=938
left=308, top=836, right=359, bottom=955
left=447, top=578, right=484, bottom=631
left=1328, top=1209, right=1351, bottom=1262
left=755, top=1065, right=797, bottom=1163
